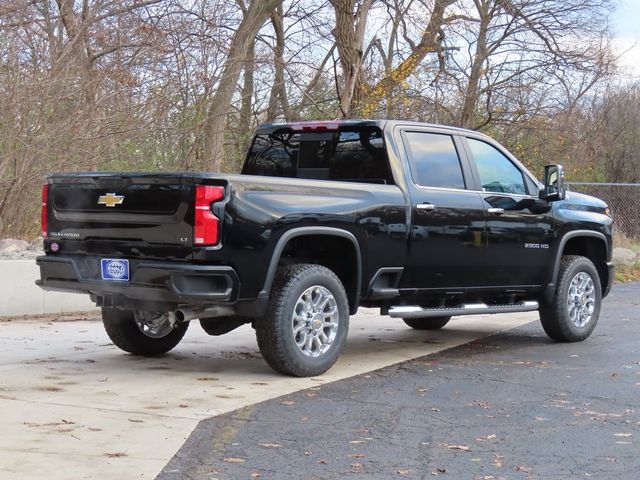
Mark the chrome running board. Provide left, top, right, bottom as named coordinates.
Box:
left=388, top=301, right=539, bottom=319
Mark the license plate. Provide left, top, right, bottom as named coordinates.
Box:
left=100, top=258, right=130, bottom=281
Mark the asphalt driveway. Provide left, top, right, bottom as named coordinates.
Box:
left=159, top=283, right=640, bottom=480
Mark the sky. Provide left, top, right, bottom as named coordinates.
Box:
left=613, top=0, right=640, bottom=78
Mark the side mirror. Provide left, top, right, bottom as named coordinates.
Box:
left=540, top=164, right=566, bottom=201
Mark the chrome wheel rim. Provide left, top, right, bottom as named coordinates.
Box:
left=567, top=272, right=596, bottom=328
left=292, top=285, right=339, bottom=358
left=134, top=311, right=176, bottom=338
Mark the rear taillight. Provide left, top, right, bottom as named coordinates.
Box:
left=194, top=185, right=225, bottom=245
left=41, top=184, right=49, bottom=237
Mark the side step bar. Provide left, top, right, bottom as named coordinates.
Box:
left=388, top=301, right=539, bottom=319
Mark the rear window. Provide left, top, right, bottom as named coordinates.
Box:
left=404, top=131, right=465, bottom=190
left=242, top=127, right=394, bottom=184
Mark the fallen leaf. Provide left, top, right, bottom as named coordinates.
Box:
left=258, top=443, right=282, bottom=448
left=445, top=444, right=471, bottom=451
left=493, top=455, right=505, bottom=467
left=39, top=386, right=63, bottom=392
left=281, top=400, right=295, bottom=406
left=348, top=454, right=366, bottom=458
left=431, top=408, right=440, bottom=412
left=105, top=452, right=127, bottom=458
left=128, top=418, right=144, bottom=423
left=475, top=434, right=497, bottom=442
left=515, top=465, right=532, bottom=472
left=250, top=473, right=262, bottom=478
left=178, top=404, right=189, bottom=408
left=397, top=469, right=411, bottom=475
left=316, top=459, right=328, bottom=465
left=417, top=388, right=429, bottom=393
left=349, top=440, right=367, bottom=444
left=304, top=451, right=312, bottom=456
left=351, top=462, right=364, bottom=469
left=223, top=457, right=245, bottom=463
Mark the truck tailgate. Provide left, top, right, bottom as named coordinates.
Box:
left=47, top=173, right=195, bottom=256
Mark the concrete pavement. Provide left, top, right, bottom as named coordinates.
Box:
left=0, top=309, right=537, bottom=479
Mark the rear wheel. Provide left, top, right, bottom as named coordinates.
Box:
left=539, top=255, right=601, bottom=342
left=255, top=264, right=349, bottom=377
left=102, top=308, right=188, bottom=356
left=402, top=316, right=451, bottom=330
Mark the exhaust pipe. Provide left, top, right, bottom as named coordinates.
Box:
left=175, top=306, right=234, bottom=322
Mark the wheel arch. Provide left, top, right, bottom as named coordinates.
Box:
left=546, top=230, right=609, bottom=299
left=259, top=227, right=362, bottom=314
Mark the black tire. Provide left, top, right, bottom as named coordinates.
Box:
left=402, top=316, right=451, bottom=330
left=539, top=255, right=602, bottom=342
left=102, top=308, right=188, bottom=356
left=255, top=264, right=350, bottom=377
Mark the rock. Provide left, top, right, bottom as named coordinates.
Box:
left=612, top=247, right=637, bottom=266
left=28, top=238, right=44, bottom=252
left=0, top=238, right=30, bottom=253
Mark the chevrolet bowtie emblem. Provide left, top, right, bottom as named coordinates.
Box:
left=98, top=193, right=124, bottom=207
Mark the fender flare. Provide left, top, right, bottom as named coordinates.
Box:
left=545, top=230, right=608, bottom=300
left=258, top=226, right=363, bottom=314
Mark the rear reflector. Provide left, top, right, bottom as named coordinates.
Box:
left=194, top=185, right=225, bottom=245
left=41, top=184, right=49, bottom=237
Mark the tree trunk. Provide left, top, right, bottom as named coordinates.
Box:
left=202, top=0, right=282, bottom=172
left=239, top=37, right=256, bottom=134
left=459, top=0, right=490, bottom=129
left=330, top=0, right=372, bottom=118
left=266, top=5, right=292, bottom=122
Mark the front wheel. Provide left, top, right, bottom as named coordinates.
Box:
left=255, top=264, right=350, bottom=377
left=539, top=255, right=602, bottom=342
left=102, top=308, right=189, bottom=356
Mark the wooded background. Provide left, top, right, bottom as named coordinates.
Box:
left=1, top=0, right=638, bottom=239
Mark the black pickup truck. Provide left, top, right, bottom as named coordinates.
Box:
left=37, top=120, right=614, bottom=376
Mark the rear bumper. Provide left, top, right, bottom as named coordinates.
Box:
left=36, top=255, right=239, bottom=306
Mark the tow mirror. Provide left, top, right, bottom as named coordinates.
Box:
left=540, top=164, right=566, bottom=201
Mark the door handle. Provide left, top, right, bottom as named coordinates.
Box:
left=487, top=207, right=505, bottom=215
left=416, top=203, right=436, bottom=211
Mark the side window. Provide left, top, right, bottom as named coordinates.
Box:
left=405, top=132, right=465, bottom=189
left=467, top=138, right=527, bottom=195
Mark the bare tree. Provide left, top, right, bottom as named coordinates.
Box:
left=202, top=0, right=282, bottom=172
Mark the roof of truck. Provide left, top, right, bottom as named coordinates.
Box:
left=255, top=119, right=483, bottom=136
